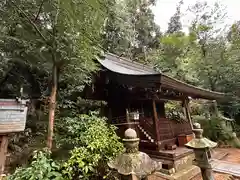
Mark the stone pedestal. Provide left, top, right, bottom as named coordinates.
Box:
left=148, top=166, right=200, bottom=180
left=144, top=147, right=200, bottom=180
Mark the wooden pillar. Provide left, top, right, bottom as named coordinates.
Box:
left=108, top=107, right=112, bottom=124
left=0, top=135, right=8, bottom=176
left=126, top=108, right=131, bottom=128
left=152, top=99, right=161, bottom=150
left=100, top=101, right=104, bottom=117
left=183, top=98, right=193, bottom=130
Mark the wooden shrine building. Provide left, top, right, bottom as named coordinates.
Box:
left=83, top=53, right=225, bottom=177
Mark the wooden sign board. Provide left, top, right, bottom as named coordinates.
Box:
left=0, top=99, right=28, bottom=133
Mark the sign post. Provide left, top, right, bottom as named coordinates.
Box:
left=0, top=98, right=28, bottom=176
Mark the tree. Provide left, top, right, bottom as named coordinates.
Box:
left=227, top=22, right=240, bottom=95
left=0, top=0, right=109, bottom=150
left=147, top=1, right=193, bottom=81
left=166, top=0, right=183, bottom=34
left=102, top=0, right=161, bottom=62
left=102, top=0, right=136, bottom=57
left=186, top=1, right=227, bottom=91
left=184, top=1, right=240, bottom=118
left=130, top=0, right=161, bottom=62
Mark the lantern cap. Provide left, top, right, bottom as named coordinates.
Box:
left=185, top=123, right=217, bottom=149
left=123, top=128, right=139, bottom=142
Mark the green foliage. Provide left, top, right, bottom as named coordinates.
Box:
left=7, top=149, right=64, bottom=180
left=166, top=0, right=183, bottom=34
left=4, top=0, right=240, bottom=176
left=56, top=112, right=123, bottom=179
left=0, top=0, right=111, bottom=151
left=0, top=0, right=110, bottom=99
left=8, top=112, right=123, bottom=179
left=148, top=1, right=240, bottom=117
left=57, top=97, right=107, bottom=117
left=102, top=0, right=160, bottom=61
left=165, top=101, right=186, bottom=123
left=193, top=116, right=240, bottom=148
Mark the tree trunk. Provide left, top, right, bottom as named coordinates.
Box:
left=47, top=64, right=58, bottom=150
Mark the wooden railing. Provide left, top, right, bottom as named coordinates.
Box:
left=157, top=118, right=192, bottom=141
left=111, top=115, right=127, bottom=124
left=139, top=117, right=155, bottom=140
left=111, top=115, right=192, bottom=146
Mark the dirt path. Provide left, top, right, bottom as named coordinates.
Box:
left=217, top=148, right=240, bottom=163
left=212, top=160, right=240, bottom=177
left=191, top=148, right=240, bottom=180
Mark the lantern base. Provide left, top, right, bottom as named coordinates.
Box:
left=144, top=147, right=194, bottom=173
left=148, top=165, right=200, bottom=180
left=143, top=147, right=201, bottom=179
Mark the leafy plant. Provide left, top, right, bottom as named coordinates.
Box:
left=165, top=101, right=186, bottom=123
left=0, top=0, right=110, bottom=149
left=7, top=149, right=64, bottom=180
left=56, top=112, right=123, bottom=179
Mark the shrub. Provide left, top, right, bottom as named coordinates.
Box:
left=56, top=112, right=123, bottom=179
left=7, top=149, right=64, bottom=180
left=193, top=116, right=240, bottom=148
left=165, top=101, right=186, bottom=123
left=9, top=112, right=123, bottom=180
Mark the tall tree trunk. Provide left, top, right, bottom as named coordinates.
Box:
left=47, top=64, right=58, bottom=150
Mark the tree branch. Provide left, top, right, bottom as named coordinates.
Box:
left=35, top=0, right=45, bottom=21
left=10, top=1, right=48, bottom=44
left=50, top=0, right=60, bottom=64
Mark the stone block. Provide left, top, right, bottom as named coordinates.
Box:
left=148, top=165, right=200, bottom=180
left=174, top=153, right=195, bottom=172
left=166, top=144, right=177, bottom=150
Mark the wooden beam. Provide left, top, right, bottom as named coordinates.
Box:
left=152, top=99, right=161, bottom=151
left=131, top=95, right=185, bottom=102
left=0, top=135, right=8, bottom=176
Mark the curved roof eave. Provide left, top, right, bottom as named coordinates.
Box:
left=161, top=74, right=225, bottom=100
left=96, top=53, right=225, bottom=100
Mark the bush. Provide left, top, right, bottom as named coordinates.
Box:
left=8, top=112, right=123, bottom=180
left=7, top=149, right=64, bottom=180
left=193, top=116, right=240, bottom=148
left=165, top=101, right=186, bottom=123
left=56, top=112, right=123, bottom=179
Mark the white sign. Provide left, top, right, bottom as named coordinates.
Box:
left=0, top=99, right=28, bottom=133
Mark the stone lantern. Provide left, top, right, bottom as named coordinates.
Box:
left=108, top=128, right=162, bottom=180
left=185, top=123, right=217, bottom=180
